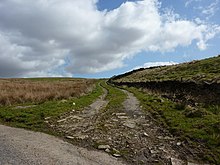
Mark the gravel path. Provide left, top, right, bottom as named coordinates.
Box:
left=0, top=125, right=126, bottom=165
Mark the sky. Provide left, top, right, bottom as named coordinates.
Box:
left=0, top=0, right=219, bottom=78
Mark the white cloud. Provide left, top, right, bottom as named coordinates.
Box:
left=201, top=0, right=219, bottom=19
left=0, top=0, right=219, bottom=77
left=185, top=0, right=202, bottom=7
left=191, top=0, right=219, bottom=20
left=133, top=61, right=178, bottom=70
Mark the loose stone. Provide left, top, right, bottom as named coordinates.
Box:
left=176, top=142, right=182, bottom=146
left=117, top=116, right=129, bottom=119
left=170, top=158, right=185, bottom=165
left=57, top=119, right=66, bottom=123
left=105, top=148, right=111, bottom=153
left=66, top=136, right=74, bottom=139
left=113, top=154, right=121, bottom=157
left=98, top=145, right=111, bottom=150
left=44, top=117, right=51, bottom=120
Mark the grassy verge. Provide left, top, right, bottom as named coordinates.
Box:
left=124, top=86, right=220, bottom=164
left=102, top=82, right=126, bottom=110
left=0, top=80, right=103, bottom=134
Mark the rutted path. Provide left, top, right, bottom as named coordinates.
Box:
left=50, top=83, right=203, bottom=164
left=83, top=83, right=109, bottom=117
left=0, top=83, right=205, bottom=165
left=52, top=83, right=109, bottom=140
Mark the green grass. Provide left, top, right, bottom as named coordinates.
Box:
left=109, top=55, right=220, bottom=163
left=113, top=55, right=220, bottom=83
left=0, top=81, right=103, bottom=133
left=102, top=82, right=126, bottom=110
left=95, top=82, right=127, bottom=125
left=125, top=87, right=220, bottom=164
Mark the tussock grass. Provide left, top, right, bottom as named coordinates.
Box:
left=0, top=80, right=103, bottom=133
left=0, top=78, right=96, bottom=106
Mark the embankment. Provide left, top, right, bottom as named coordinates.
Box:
left=109, top=80, right=220, bottom=105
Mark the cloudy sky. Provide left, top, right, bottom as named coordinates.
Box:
left=0, top=0, right=219, bottom=78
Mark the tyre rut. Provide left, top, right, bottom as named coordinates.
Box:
left=50, top=83, right=203, bottom=164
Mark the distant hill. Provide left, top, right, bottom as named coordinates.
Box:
left=111, top=55, right=220, bottom=84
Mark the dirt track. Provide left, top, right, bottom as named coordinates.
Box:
left=0, top=124, right=126, bottom=165
left=0, top=84, right=205, bottom=165
left=51, top=85, right=204, bottom=164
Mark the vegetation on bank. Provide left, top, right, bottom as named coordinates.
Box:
left=128, top=87, right=220, bottom=164
left=0, top=79, right=103, bottom=133
left=112, top=55, right=220, bottom=83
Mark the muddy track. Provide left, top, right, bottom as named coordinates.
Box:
left=50, top=83, right=204, bottom=164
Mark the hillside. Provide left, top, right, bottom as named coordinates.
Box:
left=110, top=55, right=220, bottom=105
left=109, top=55, right=220, bottom=164
left=111, top=55, right=220, bottom=84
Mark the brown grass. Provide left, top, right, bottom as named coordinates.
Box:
left=0, top=78, right=96, bottom=106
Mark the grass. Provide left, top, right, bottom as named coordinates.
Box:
left=94, top=82, right=127, bottom=131
left=0, top=78, right=95, bottom=106
left=112, top=55, right=220, bottom=83
left=102, top=82, right=126, bottom=111
left=109, top=55, right=220, bottom=163
left=0, top=80, right=103, bottom=134
left=125, top=86, right=220, bottom=164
